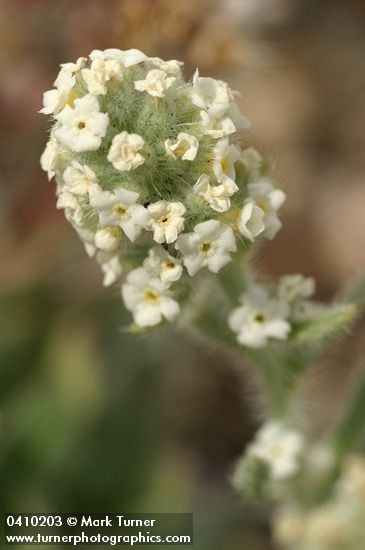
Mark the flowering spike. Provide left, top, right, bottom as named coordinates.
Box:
left=40, top=48, right=286, bottom=328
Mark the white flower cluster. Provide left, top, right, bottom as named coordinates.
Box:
left=235, top=421, right=305, bottom=484
left=40, top=48, right=287, bottom=328
left=228, top=274, right=316, bottom=348
left=274, top=455, right=365, bottom=550
left=249, top=422, right=305, bottom=480
left=231, top=421, right=305, bottom=502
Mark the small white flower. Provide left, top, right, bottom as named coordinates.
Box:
left=40, top=58, right=86, bottom=115
left=143, top=246, right=182, bottom=284
left=191, top=70, right=231, bottom=119
left=94, top=226, right=123, bottom=251
left=90, top=187, right=150, bottom=242
left=107, top=131, right=145, bottom=171
left=147, top=201, right=186, bottom=244
left=122, top=267, right=180, bottom=327
left=39, top=68, right=76, bottom=115
left=63, top=161, right=100, bottom=196
left=249, top=422, right=304, bottom=480
left=237, top=201, right=265, bottom=241
left=96, top=250, right=123, bottom=286
left=60, top=57, right=87, bottom=73
left=199, top=110, right=236, bottom=138
left=54, top=94, right=109, bottom=152
left=90, top=48, right=147, bottom=66
left=56, top=191, right=88, bottom=227
left=213, top=138, right=240, bottom=191
left=247, top=181, right=286, bottom=240
left=193, top=174, right=234, bottom=213
left=40, top=134, right=59, bottom=180
left=176, top=220, right=237, bottom=276
left=278, top=274, right=316, bottom=303
left=82, top=58, right=123, bottom=95
left=164, top=132, right=199, bottom=161
left=240, top=147, right=263, bottom=178
left=148, top=57, right=183, bottom=74
left=40, top=82, right=73, bottom=117
left=134, top=69, right=176, bottom=98
left=228, top=284, right=290, bottom=348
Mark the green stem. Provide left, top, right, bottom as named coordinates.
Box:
left=216, top=246, right=250, bottom=305
left=187, top=281, right=300, bottom=420
left=331, top=364, right=365, bottom=461
left=246, top=347, right=301, bottom=420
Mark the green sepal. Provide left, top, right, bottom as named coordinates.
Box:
left=290, top=304, right=357, bottom=343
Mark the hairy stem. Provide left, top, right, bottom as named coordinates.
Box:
left=331, top=364, right=365, bottom=461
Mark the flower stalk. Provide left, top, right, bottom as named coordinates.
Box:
left=40, top=48, right=365, bottom=549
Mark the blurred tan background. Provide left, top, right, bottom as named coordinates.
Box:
left=0, top=1, right=364, bottom=548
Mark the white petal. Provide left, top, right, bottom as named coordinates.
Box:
left=134, top=305, right=162, bottom=327
left=120, top=218, right=142, bottom=242
left=182, top=254, right=204, bottom=276
left=160, top=297, right=180, bottom=321
left=206, top=251, right=232, bottom=273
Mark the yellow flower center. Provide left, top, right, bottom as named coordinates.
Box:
left=220, top=158, right=229, bottom=174
left=254, top=313, right=266, bottom=323
left=158, top=215, right=170, bottom=226
left=114, top=204, right=128, bottom=218
left=82, top=176, right=93, bottom=188
left=256, top=200, right=268, bottom=213
left=270, top=443, right=285, bottom=459
left=143, top=288, right=160, bottom=304
left=200, top=241, right=211, bottom=254
left=64, top=89, right=78, bottom=108
left=174, top=144, right=187, bottom=157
